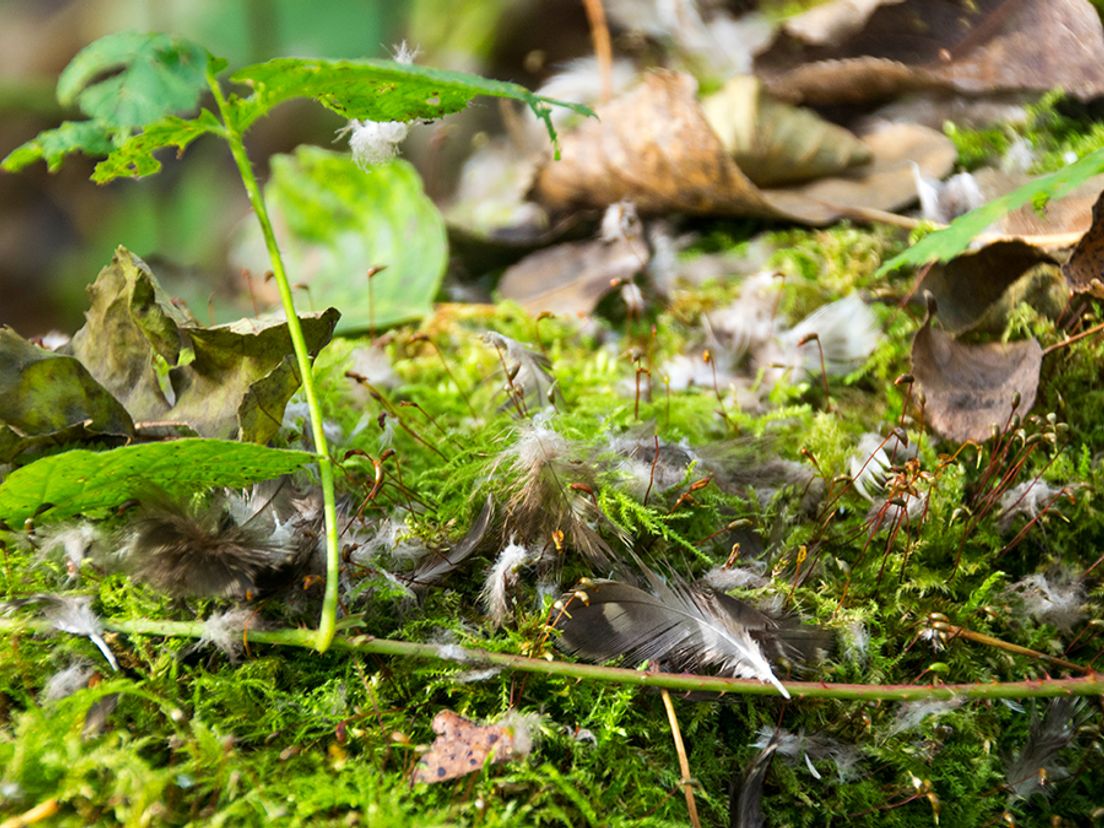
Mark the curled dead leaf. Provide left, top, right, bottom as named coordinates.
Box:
left=920, top=241, right=1067, bottom=336
left=757, top=0, right=1104, bottom=107
left=497, top=226, right=649, bottom=316
left=533, top=71, right=774, bottom=216
left=700, top=75, right=871, bottom=186
left=532, top=71, right=953, bottom=224
left=911, top=303, right=1042, bottom=443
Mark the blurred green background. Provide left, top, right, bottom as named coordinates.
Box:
left=0, top=0, right=591, bottom=336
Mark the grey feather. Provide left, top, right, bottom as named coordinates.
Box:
left=118, top=492, right=316, bottom=600
left=404, top=495, right=494, bottom=590
left=1005, top=698, right=1086, bottom=800
left=731, top=739, right=777, bottom=828
left=555, top=573, right=790, bottom=697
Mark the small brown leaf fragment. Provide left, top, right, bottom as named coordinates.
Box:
left=412, top=710, right=518, bottom=784
left=911, top=312, right=1042, bottom=443
left=1062, top=190, right=1104, bottom=296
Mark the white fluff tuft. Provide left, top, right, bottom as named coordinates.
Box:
left=889, top=699, right=963, bottom=736
left=498, top=710, right=542, bottom=759
left=1006, top=698, right=1083, bottom=800
left=391, top=40, right=419, bottom=65
left=340, top=119, right=409, bottom=168
left=842, top=620, right=871, bottom=666
left=600, top=200, right=642, bottom=243
left=42, top=661, right=94, bottom=702
left=771, top=294, right=880, bottom=383
left=701, top=563, right=770, bottom=591
left=200, top=608, right=260, bottom=661
left=482, top=542, right=535, bottom=627
left=913, top=163, right=983, bottom=224
left=481, top=331, right=558, bottom=412
left=35, top=522, right=101, bottom=577
left=998, top=480, right=1074, bottom=532
left=41, top=596, right=118, bottom=671
left=1008, top=570, right=1086, bottom=633
left=752, top=726, right=861, bottom=782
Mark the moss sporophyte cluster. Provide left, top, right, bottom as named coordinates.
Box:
left=2, top=30, right=1104, bottom=828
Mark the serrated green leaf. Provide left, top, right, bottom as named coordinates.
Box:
left=879, top=147, right=1104, bottom=275
left=1, top=121, right=114, bottom=173
left=229, top=57, right=590, bottom=146
left=92, top=110, right=221, bottom=183
left=57, top=32, right=210, bottom=129
left=237, top=147, right=446, bottom=332
left=0, top=439, right=313, bottom=526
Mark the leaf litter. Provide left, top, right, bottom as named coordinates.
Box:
left=5, top=8, right=1104, bottom=827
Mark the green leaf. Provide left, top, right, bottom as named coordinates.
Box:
left=229, top=57, right=591, bottom=147
left=69, top=247, right=340, bottom=443
left=57, top=32, right=210, bottom=129
left=0, top=439, right=313, bottom=526
left=1, top=121, right=114, bottom=173
left=238, top=147, right=446, bottom=332
left=0, top=328, right=134, bottom=463
left=92, top=110, right=221, bottom=183
left=878, top=147, right=1104, bottom=275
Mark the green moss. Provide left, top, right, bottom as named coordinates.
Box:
left=4, top=215, right=1104, bottom=826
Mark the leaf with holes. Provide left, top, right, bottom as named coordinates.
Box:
left=229, top=57, right=591, bottom=150
left=92, top=111, right=221, bottom=183
left=1, top=121, right=114, bottom=174
left=57, top=31, right=212, bottom=129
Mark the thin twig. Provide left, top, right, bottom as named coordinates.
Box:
left=47, top=616, right=1104, bottom=701
left=660, top=689, right=701, bottom=828
left=581, top=0, right=613, bottom=102
left=1042, top=318, right=1104, bottom=355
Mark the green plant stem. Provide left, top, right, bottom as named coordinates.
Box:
left=207, top=72, right=341, bottom=653
left=94, top=617, right=1104, bottom=702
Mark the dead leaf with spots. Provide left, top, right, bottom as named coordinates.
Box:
left=756, top=0, right=1104, bottom=107
left=1062, top=190, right=1104, bottom=297
left=531, top=71, right=953, bottom=224
left=911, top=301, right=1042, bottom=443
left=919, top=240, right=1067, bottom=336
left=412, top=710, right=530, bottom=784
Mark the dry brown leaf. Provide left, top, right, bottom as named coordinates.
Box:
left=533, top=71, right=776, bottom=216
left=919, top=241, right=1066, bottom=336
left=497, top=232, right=649, bottom=316
left=411, top=710, right=522, bottom=784
left=911, top=305, right=1042, bottom=443
left=1061, top=189, right=1104, bottom=296
left=761, top=122, right=955, bottom=224
left=532, top=71, right=953, bottom=224
left=756, top=0, right=1104, bottom=107
left=975, top=169, right=1104, bottom=243
left=781, top=0, right=903, bottom=47
left=701, top=75, right=871, bottom=186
